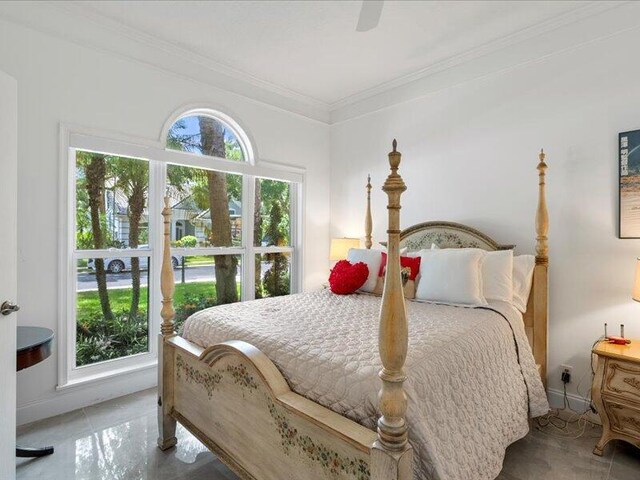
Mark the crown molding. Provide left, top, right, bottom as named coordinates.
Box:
left=329, top=1, right=625, bottom=112
left=330, top=1, right=639, bottom=124
left=0, top=1, right=635, bottom=126
left=0, top=1, right=331, bottom=124
left=60, top=2, right=330, bottom=109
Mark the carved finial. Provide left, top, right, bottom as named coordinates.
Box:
left=538, top=149, right=547, bottom=169
left=388, top=140, right=403, bottom=174
left=365, top=175, right=373, bottom=249
left=535, top=150, right=549, bottom=265
left=392, top=139, right=397, bottom=152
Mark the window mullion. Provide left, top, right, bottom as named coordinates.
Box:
left=291, top=182, right=303, bottom=294
left=170, top=247, right=245, bottom=256
left=61, top=146, right=77, bottom=387
left=73, top=250, right=152, bottom=260
left=252, top=246, right=294, bottom=254
left=243, top=174, right=255, bottom=301
left=149, top=159, right=165, bottom=356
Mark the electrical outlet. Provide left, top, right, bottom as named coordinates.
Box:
left=561, top=364, right=573, bottom=384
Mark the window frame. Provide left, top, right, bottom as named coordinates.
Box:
left=58, top=121, right=304, bottom=389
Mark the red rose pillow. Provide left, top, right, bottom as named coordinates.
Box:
left=329, top=260, right=370, bottom=295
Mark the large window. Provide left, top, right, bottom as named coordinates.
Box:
left=74, top=152, right=151, bottom=367
left=62, top=111, right=302, bottom=386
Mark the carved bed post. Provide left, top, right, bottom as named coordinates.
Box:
left=533, top=149, right=549, bottom=386
left=157, top=196, right=178, bottom=450
left=371, top=140, right=413, bottom=480
left=365, top=174, right=373, bottom=249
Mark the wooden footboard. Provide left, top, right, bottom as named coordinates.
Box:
left=164, top=336, right=376, bottom=480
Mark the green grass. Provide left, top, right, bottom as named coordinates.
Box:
left=74, top=271, right=285, bottom=367
left=76, top=281, right=216, bottom=322
left=183, top=255, right=214, bottom=266
left=75, top=281, right=221, bottom=367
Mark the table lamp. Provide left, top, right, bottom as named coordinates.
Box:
left=633, top=257, right=640, bottom=304
left=625, top=257, right=640, bottom=344
left=607, top=259, right=640, bottom=345
left=330, top=238, right=360, bottom=262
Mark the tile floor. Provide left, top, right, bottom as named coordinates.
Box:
left=16, top=388, right=640, bottom=480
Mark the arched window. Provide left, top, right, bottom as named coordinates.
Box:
left=166, top=111, right=251, bottom=163
left=62, top=108, right=300, bottom=386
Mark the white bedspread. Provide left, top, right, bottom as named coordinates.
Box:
left=182, top=290, right=548, bottom=480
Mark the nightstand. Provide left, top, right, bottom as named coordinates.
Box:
left=592, top=340, right=640, bottom=455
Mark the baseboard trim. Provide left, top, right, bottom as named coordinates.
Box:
left=18, top=375, right=596, bottom=428
left=17, top=365, right=157, bottom=426
left=547, top=387, right=590, bottom=410
left=546, top=387, right=601, bottom=425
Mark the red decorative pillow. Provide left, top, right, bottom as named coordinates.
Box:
left=329, top=260, right=370, bottom=295
left=377, top=252, right=421, bottom=280
left=375, top=252, right=422, bottom=299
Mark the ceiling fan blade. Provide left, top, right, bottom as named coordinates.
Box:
left=356, top=1, right=384, bottom=32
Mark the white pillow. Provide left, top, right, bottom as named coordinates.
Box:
left=482, top=250, right=513, bottom=303
left=415, top=248, right=487, bottom=306
left=430, top=244, right=513, bottom=303
left=512, top=255, right=535, bottom=313
left=346, top=248, right=383, bottom=292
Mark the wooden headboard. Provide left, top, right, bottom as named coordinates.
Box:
left=364, top=151, right=549, bottom=386
left=398, top=221, right=514, bottom=251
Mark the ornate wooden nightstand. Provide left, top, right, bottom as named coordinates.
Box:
left=592, top=340, right=640, bottom=455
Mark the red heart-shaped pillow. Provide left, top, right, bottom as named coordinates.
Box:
left=328, top=260, right=369, bottom=295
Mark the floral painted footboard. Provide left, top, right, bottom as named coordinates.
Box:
left=167, top=338, right=377, bottom=480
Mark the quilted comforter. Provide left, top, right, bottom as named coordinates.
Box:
left=182, top=290, right=549, bottom=480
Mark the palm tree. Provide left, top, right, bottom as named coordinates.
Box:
left=167, top=116, right=241, bottom=304
left=110, top=157, right=148, bottom=317
left=254, top=179, right=263, bottom=299
left=263, top=200, right=290, bottom=297
left=199, top=116, right=239, bottom=304
left=78, top=151, right=114, bottom=322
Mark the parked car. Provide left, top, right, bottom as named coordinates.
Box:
left=87, top=245, right=182, bottom=273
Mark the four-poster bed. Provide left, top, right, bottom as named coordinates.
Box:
left=156, top=143, right=550, bottom=480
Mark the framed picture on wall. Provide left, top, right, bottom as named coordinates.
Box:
left=620, top=129, right=640, bottom=238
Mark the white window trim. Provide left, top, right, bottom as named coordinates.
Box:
left=58, top=123, right=305, bottom=389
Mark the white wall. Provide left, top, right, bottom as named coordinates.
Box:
left=0, top=19, right=330, bottom=424
left=330, top=25, right=640, bottom=405
left=5, top=3, right=640, bottom=424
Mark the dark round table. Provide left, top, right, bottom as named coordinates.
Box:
left=16, top=326, right=55, bottom=458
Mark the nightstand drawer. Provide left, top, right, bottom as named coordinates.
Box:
left=602, top=397, right=640, bottom=438
left=602, top=359, right=640, bottom=402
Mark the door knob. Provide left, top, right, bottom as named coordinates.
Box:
left=1, top=301, right=20, bottom=316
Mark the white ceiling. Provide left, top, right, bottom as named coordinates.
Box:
left=68, top=1, right=590, bottom=106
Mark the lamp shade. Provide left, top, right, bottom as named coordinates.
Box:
left=633, top=258, right=640, bottom=302
left=330, top=238, right=360, bottom=261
